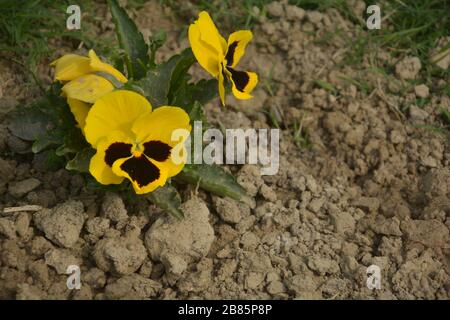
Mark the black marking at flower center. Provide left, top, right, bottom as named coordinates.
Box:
left=120, top=155, right=160, bottom=188
left=225, top=41, right=238, bottom=66
left=143, top=140, right=172, bottom=162
left=226, top=67, right=250, bottom=92
left=105, top=142, right=132, bottom=167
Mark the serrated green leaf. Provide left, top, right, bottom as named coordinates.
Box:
left=191, top=79, right=219, bottom=105
left=94, top=71, right=125, bottom=88
left=108, top=0, right=149, bottom=79
left=168, top=49, right=196, bottom=97
left=129, top=48, right=196, bottom=107
left=145, top=184, right=184, bottom=219
left=170, top=77, right=218, bottom=110
left=32, top=133, right=62, bottom=153
left=39, top=150, right=65, bottom=171
left=85, top=174, right=129, bottom=192
left=175, top=164, right=247, bottom=201
left=7, top=86, right=76, bottom=148
left=186, top=101, right=205, bottom=122
left=7, top=103, right=55, bottom=141
left=33, top=149, right=65, bottom=171
left=56, top=129, right=89, bottom=156
left=149, top=29, right=167, bottom=66
left=66, top=148, right=95, bottom=173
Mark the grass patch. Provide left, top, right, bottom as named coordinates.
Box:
left=413, top=124, right=449, bottom=136
left=353, top=1, right=448, bottom=67
left=162, top=0, right=274, bottom=29
left=261, top=64, right=276, bottom=96
left=166, top=0, right=449, bottom=70
left=0, top=0, right=93, bottom=81
left=290, top=0, right=361, bottom=23
left=292, top=115, right=311, bottom=149
left=314, top=79, right=336, bottom=93
left=441, top=108, right=450, bottom=125
left=294, top=0, right=449, bottom=74
left=372, top=0, right=449, bottom=60
left=337, top=75, right=372, bottom=94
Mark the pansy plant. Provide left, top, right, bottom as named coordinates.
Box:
left=51, top=49, right=127, bottom=131
left=85, top=90, right=190, bottom=194
left=7, top=0, right=250, bottom=218
left=189, top=11, right=258, bottom=105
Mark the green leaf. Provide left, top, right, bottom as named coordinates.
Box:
left=108, top=0, right=149, bottom=79
left=38, top=150, right=65, bottom=171
left=168, top=49, right=196, bottom=97
left=32, top=133, right=62, bottom=153
left=191, top=79, right=218, bottom=105
left=94, top=71, right=125, bottom=88
left=129, top=48, right=196, bottom=107
left=175, top=164, right=247, bottom=201
left=56, top=129, right=89, bottom=156
left=66, top=148, right=95, bottom=173
left=7, top=102, right=55, bottom=141
left=145, top=184, right=184, bottom=219
left=85, top=175, right=129, bottom=192
left=7, top=85, right=76, bottom=149
left=126, top=49, right=217, bottom=116
left=149, top=29, right=167, bottom=66
left=171, top=78, right=218, bottom=109
left=186, top=101, right=205, bottom=122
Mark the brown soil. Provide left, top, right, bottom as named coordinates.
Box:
left=0, top=0, right=449, bottom=300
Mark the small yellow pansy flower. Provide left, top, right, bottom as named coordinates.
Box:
left=84, top=90, right=191, bottom=194
left=188, top=11, right=258, bottom=105
left=51, top=49, right=127, bottom=132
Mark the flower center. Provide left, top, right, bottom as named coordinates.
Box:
left=132, top=143, right=144, bottom=158
left=133, top=150, right=143, bottom=157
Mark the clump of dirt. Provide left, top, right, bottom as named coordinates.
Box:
left=0, top=0, right=448, bottom=300
left=33, top=201, right=86, bottom=248
left=92, top=233, right=147, bottom=276
left=145, top=198, right=214, bottom=277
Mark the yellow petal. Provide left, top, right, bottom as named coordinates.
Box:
left=61, top=74, right=114, bottom=104
left=84, top=90, right=152, bottom=148
left=163, top=143, right=188, bottom=177
left=196, top=11, right=227, bottom=56
left=225, top=30, right=253, bottom=68
left=67, top=98, right=90, bottom=132
left=51, top=54, right=91, bottom=81
left=188, top=22, right=221, bottom=77
left=88, top=49, right=128, bottom=83
left=132, top=106, right=191, bottom=177
left=112, top=156, right=168, bottom=194
left=225, top=67, right=258, bottom=100
left=132, top=106, right=191, bottom=146
left=89, top=131, right=134, bottom=186
left=139, top=139, right=188, bottom=178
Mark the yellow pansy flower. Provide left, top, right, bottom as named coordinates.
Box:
left=51, top=50, right=127, bottom=132
left=188, top=11, right=258, bottom=105
left=84, top=90, right=191, bottom=194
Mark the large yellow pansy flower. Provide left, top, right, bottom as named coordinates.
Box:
left=51, top=50, right=127, bottom=132
left=84, top=90, right=191, bottom=194
left=188, top=11, right=258, bottom=105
